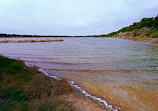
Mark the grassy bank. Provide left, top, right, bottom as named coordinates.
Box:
left=0, top=56, right=72, bottom=111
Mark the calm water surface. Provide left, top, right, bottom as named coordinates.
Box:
left=0, top=37, right=158, bottom=110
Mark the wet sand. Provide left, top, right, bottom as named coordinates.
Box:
left=46, top=69, right=158, bottom=111
left=82, top=83, right=158, bottom=111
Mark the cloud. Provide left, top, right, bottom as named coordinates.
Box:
left=0, top=0, right=158, bottom=35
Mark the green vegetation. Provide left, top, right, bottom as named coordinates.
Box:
left=105, top=15, right=158, bottom=38
left=149, top=32, right=158, bottom=38
left=0, top=56, right=72, bottom=111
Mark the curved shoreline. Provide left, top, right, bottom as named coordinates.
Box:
left=112, top=37, right=153, bottom=43
left=112, top=36, right=158, bottom=44
left=38, top=68, right=118, bottom=111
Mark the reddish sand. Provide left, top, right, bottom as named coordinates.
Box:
left=47, top=69, right=158, bottom=111
left=113, top=37, right=153, bottom=43
left=81, top=83, right=158, bottom=111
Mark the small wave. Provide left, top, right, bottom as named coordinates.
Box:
left=38, top=68, right=118, bottom=111
left=27, top=61, right=96, bottom=65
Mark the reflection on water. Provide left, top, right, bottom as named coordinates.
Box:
left=0, top=37, right=158, bottom=110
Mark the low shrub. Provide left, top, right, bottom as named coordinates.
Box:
left=52, top=78, right=72, bottom=96
left=149, top=32, right=158, bottom=38
left=24, top=74, right=52, bottom=99
left=6, top=102, right=29, bottom=111
left=29, top=99, right=72, bottom=111
left=0, top=56, right=72, bottom=110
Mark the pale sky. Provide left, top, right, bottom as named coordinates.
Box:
left=0, top=0, right=158, bottom=36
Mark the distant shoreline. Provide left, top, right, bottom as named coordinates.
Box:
left=0, top=36, right=74, bottom=38
left=112, top=36, right=155, bottom=43
left=0, top=33, right=107, bottom=38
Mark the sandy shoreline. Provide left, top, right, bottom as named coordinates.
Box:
left=0, top=55, right=110, bottom=111
left=81, top=82, right=158, bottom=111
left=45, top=68, right=158, bottom=111
left=38, top=68, right=118, bottom=111
left=59, top=91, right=107, bottom=111
left=112, top=37, right=153, bottom=43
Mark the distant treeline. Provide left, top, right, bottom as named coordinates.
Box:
left=105, top=15, right=158, bottom=37
left=0, top=33, right=72, bottom=37
left=0, top=33, right=107, bottom=37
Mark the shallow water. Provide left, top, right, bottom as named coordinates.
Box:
left=0, top=37, right=158, bottom=110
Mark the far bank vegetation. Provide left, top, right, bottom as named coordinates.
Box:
left=105, top=15, right=158, bottom=40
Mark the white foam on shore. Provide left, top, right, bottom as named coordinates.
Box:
left=38, top=68, right=118, bottom=111
left=14, top=62, right=118, bottom=111
left=1, top=56, right=117, bottom=110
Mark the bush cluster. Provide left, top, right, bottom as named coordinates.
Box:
left=0, top=56, right=72, bottom=111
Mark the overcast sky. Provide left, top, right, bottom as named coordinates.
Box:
left=0, top=0, right=158, bottom=36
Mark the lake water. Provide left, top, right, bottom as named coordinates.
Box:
left=0, top=37, right=158, bottom=111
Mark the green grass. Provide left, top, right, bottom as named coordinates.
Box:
left=0, top=56, right=72, bottom=111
